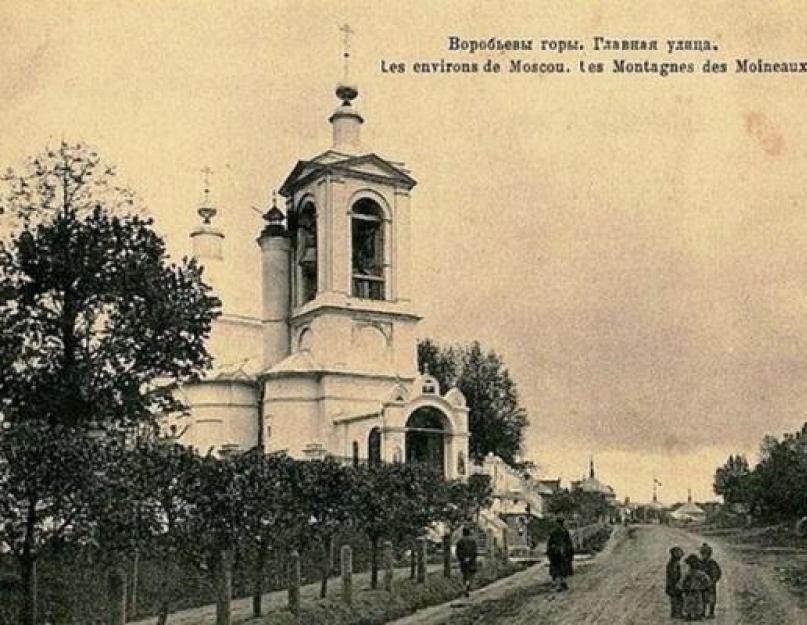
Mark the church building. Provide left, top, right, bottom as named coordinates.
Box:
left=176, top=80, right=470, bottom=479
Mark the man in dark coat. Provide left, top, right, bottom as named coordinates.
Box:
left=455, top=526, right=478, bottom=598
left=546, top=517, right=574, bottom=591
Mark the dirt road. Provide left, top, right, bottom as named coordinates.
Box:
left=391, top=525, right=806, bottom=625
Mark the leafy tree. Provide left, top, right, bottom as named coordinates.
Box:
left=435, top=474, right=493, bottom=531
left=0, top=421, right=102, bottom=625
left=287, top=458, right=355, bottom=598
left=546, top=488, right=611, bottom=525
left=467, top=474, right=494, bottom=522
left=713, top=454, right=754, bottom=506
left=0, top=142, right=220, bottom=432
left=416, top=339, right=459, bottom=391
left=418, top=339, right=528, bottom=466
left=353, top=463, right=442, bottom=589
left=236, top=450, right=300, bottom=614
left=752, top=424, right=807, bottom=521
left=0, top=143, right=220, bottom=625
left=127, top=437, right=200, bottom=625
left=184, top=452, right=248, bottom=625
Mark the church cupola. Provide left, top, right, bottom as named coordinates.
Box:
left=190, top=167, right=224, bottom=261
left=260, top=191, right=287, bottom=238
left=329, top=83, right=363, bottom=154
left=257, top=191, right=291, bottom=369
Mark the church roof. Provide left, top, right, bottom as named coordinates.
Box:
left=200, top=358, right=262, bottom=382
left=278, top=152, right=416, bottom=197
left=672, top=502, right=706, bottom=517
left=261, top=349, right=323, bottom=376
left=574, top=475, right=616, bottom=497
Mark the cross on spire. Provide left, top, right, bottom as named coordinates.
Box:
left=339, top=23, right=354, bottom=81
left=198, top=166, right=217, bottom=224
left=201, top=166, right=214, bottom=202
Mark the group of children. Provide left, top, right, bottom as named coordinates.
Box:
left=665, top=543, right=722, bottom=621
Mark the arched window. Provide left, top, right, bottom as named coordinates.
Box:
left=352, top=441, right=360, bottom=468
left=368, top=427, right=382, bottom=466
left=296, top=202, right=317, bottom=305
left=351, top=198, right=385, bottom=300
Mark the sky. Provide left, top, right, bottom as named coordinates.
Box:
left=2, top=0, right=807, bottom=504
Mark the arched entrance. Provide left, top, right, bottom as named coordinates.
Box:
left=405, top=407, right=448, bottom=476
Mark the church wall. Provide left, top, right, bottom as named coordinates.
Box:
left=182, top=380, right=259, bottom=453
left=207, top=315, right=263, bottom=372
left=263, top=376, right=321, bottom=455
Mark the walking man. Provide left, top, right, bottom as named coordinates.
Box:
left=547, top=517, right=574, bottom=591
left=455, top=526, right=478, bottom=598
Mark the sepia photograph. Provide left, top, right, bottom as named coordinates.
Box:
left=2, top=1, right=807, bottom=624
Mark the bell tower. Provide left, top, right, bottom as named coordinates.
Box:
left=273, top=81, right=420, bottom=378
left=258, top=30, right=468, bottom=475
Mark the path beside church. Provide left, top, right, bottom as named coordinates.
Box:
left=128, top=564, right=443, bottom=625
left=388, top=525, right=806, bottom=625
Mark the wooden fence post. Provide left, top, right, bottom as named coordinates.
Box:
left=383, top=540, right=394, bottom=592
left=215, top=550, right=232, bottom=625
left=486, top=529, right=496, bottom=560
left=107, top=566, right=127, bottom=625
left=442, top=533, right=452, bottom=577
left=416, top=537, right=427, bottom=584
left=341, top=545, right=353, bottom=605
left=288, top=549, right=301, bottom=615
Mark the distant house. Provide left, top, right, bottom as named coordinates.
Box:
left=571, top=458, right=617, bottom=502
left=670, top=490, right=707, bottom=524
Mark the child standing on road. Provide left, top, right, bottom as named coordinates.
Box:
left=665, top=546, right=685, bottom=618
left=699, top=543, right=722, bottom=619
left=682, top=554, right=711, bottom=621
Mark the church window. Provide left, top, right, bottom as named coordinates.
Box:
left=368, top=427, right=382, bottom=466
left=351, top=198, right=385, bottom=300
left=297, top=202, right=317, bottom=305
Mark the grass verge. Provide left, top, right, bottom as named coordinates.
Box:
left=253, top=560, right=526, bottom=625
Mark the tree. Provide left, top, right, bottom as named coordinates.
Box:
left=416, top=339, right=459, bottom=392
left=236, top=450, right=300, bottom=615
left=0, top=421, right=103, bottom=625
left=435, top=474, right=493, bottom=531
left=752, top=424, right=807, bottom=521
left=418, top=339, right=528, bottom=466
left=184, top=452, right=249, bottom=625
left=546, top=488, right=611, bottom=525
left=287, top=458, right=355, bottom=598
left=0, top=142, right=220, bottom=432
left=0, top=143, right=220, bottom=625
left=713, top=454, right=753, bottom=506
left=353, top=463, right=442, bottom=589
left=467, top=474, right=494, bottom=522
left=124, top=436, right=200, bottom=625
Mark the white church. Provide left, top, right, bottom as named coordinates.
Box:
left=176, top=81, right=471, bottom=479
